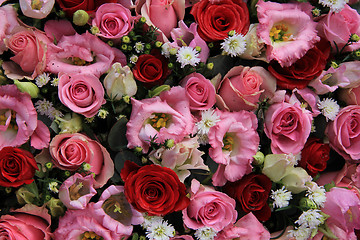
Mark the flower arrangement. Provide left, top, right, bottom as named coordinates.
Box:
left=0, top=0, right=360, bottom=239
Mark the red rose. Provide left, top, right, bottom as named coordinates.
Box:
left=268, top=40, right=331, bottom=90
left=56, top=0, right=117, bottom=17
left=224, top=173, right=271, bottom=221
left=0, top=147, right=38, bottom=188
left=190, top=0, right=250, bottom=42
left=121, top=161, right=190, bottom=216
left=299, top=137, right=330, bottom=177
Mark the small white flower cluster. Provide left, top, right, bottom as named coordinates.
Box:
left=35, top=73, right=51, bottom=87
left=176, top=46, right=201, bottom=68
left=270, top=186, right=292, bottom=209
left=318, top=0, right=348, bottom=12
left=317, top=98, right=340, bottom=121
left=142, top=215, right=175, bottom=240
left=306, top=183, right=327, bottom=208
left=221, top=31, right=247, bottom=57
left=48, top=181, right=59, bottom=193
left=135, top=42, right=145, bottom=53
left=285, top=152, right=301, bottom=166
left=194, top=227, right=218, bottom=240
left=195, top=109, right=221, bottom=145
left=288, top=209, right=326, bottom=239
left=35, top=99, right=63, bottom=120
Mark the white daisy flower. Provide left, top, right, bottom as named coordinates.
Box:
left=135, top=42, right=145, bottom=53
left=287, top=226, right=312, bottom=240
left=318, top=98, right=340, bottom=121
left=145, top=219, right=175, bottom=240
left=306, top=183, right=327, bottom=208
left=196, top=109, right=221, bottom=136
left=130, top=55, right=139, bottom=64
left=295, top=209, right=326, bottom=229
left=271, top=186, right=292, bottom=208
left=35, top=73, right=51, bottom=87
left=176, top=46, right=201, bottom=68
left=141, top=214, right=164, bottom=229
left=221, top=32, right=247, bottom=57
left=48, top=182, right=59, bottom=193
left=194, top=227, right=217, bottom=240
left=318, top=0, right=348, bottom=12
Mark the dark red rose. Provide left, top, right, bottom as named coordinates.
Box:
left=299, top=137, right=330, bottom=177
left=56, top=0, right=117, bottom=17
left=0, top=147, right=38, bottom=188
left=190, top=0, right=250, bottom=42
left=224, top=173, right=271, bottom=221
left=132, top=51, right=170, bottom=88
left=268, top=40, right=331, bottom=90
left=121, top=161, right=190, bottom=216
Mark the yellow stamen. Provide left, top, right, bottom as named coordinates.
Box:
left=31, top=0, right=43, bottom=10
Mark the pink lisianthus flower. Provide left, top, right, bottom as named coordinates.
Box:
left=256, top=0, right=319, bottom=67
left=208, top=109, right=259, bottom=186
left=0, top=4, right=19, bottom=54
left=46, top=32, right=126, bottom=78
left=309, top=65, right=347, bottom=95
left=182, top=179, right=237, bottom=232
left=126, top=86, right=194, bottom=153
left=58, top=173, right=97, bottom=210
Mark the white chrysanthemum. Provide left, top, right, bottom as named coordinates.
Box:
left=35, top=73, right=51, bottom=87
left=271, top=186, right=292, bottom=208
left=194, top=227, right=217, bottom=240
left=176, top=46, right=200, bottom=68
left=295, top=209, right=325, bottom=229
left=318, top=98, right=340, bottom=121
left=221, top=33, right=247, bottom=57
left=35, top=99, right=53, bottom=116
left=146, top=219, right=175, bottom=240
left=130, top=55, right=139, bottom=64
left=285, top=152, right=301, bottom=166
left=306, top=184, right=327, bottom=208
left=287, top=226, right=312, bottom=240
left=51, top=77, right=59, bottom=87
left=48, top=182, right=59, bottom=193
left=318, top=0, right=348, bottom=12
left=141, top=215, right=164, bottom=229
left=196, top=109, right=221, bottom=135
left=135, top=42, right=145, bottom=53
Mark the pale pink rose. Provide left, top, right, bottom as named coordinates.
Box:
left=182, top=179, right=237, bottom=231
left=5, top=27, right=50, bottom=79
left=49, top=133, right=114, bottom=188
left=19, top=0, right=55, bottom=19
left=180, top=72, right=216, bottom=111
left=208, top=109, right=259, bottom=186
left=325, top=105, right=360, bottom=161
left=264, top=101, right=313, bottom=154
left=126, top=86, right=194, bottom=153
left=216, top=65, right=276, bottom=111
left=58, top=173, right=97, bottom=210
left=0, top=204, right=52, bottom=240
left=256, top=0, right=319, bottom=67
left=92, top=3, right=135, bottom=41
left=136, top=0, right=185, bottom=40
left=46, top=32, right=126, bottom=78
left=58, top=73, right=106, bottom=118
left=215, top=212, right=271, bottom=240
left=0, top=4, right=19, bottom=54
left=317, top=4, right=360, bottom=53
left=149, top=136, right=208, bottom=182
left=54, top=203, right=131, bottom=240
left=44, top=19, right=76, bottom=42
left=93, top=185, right=144, bottom=235
left=170, top=20, right=209, bottom=62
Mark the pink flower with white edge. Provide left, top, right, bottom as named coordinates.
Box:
left=208, top=109, right=259, bottom=186
left=256, top=0, right=319, bottom=67
left=126, top=86, right=194, bottom=153
left=58, top=173, right=97, bottom=210
left=182, top=179, right=237, bottom=232
left=46, top=32, right=126, bottom=78
left=19, top=0, right=55, bottom=19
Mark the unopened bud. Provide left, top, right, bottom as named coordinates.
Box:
left=253, top=151, right=265, bottom=165
left=73, top=10, right=89, bottom=26
left=165, top=139, right=175, bottom=149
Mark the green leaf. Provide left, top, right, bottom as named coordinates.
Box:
left=207, top=55, right=236, bottom=79
left=113, top=149, right=142, bottom=182
left=108, top=117, right=128, bottom=151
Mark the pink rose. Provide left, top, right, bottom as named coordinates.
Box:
left=58, top=173, right=97, bottom=210
left=208, top=109, right=259, bottom=186
left=182, top=179, right=237, bottom=231
left=58, top=73, right=106, bottom=118
left=0, top=4, right=18, bottom=54
left=136, top=0, right=185, bottom=40
left=264, top=102, right=313, bottom=154
left=46, top=32, right=126, bottom=77
left=325, top=105, right=360, bottom=161
left=180, top=73, right=216, bottom=111
left=49, top=133, right=114, bottom=188
left=6, top=27, right=50, bottom=79
left=317, top=4, right=360, bottom=53
left=126, top=86, right=194, bottom=153
left=0, top=204, right=52, bottom=240
left=216, top=65, right=276, bottom=111
left=92, top=3, right=135, bottom=41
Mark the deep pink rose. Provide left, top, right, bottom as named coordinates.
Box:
left=92, top=3, right=135, bottom=41
left=182, top=179, right=237, bottom=231
left=0, top=4, right=19, bottom=54
left=317, top=4, right=360, bottom=53
left=325, top=105, right=360, bottom=161
left=126, top=86, right=194, bottom=153
left=208, top=109, right=259, bottom=186
left=49, top=133, right=114, bottom=188
left=58, top=73, right=106, bottom=118
left=46, top=32, right=126, bottom=77
left=264, top=102, right=313, bottom=154
left=180, top=73, right=216, bottom=111
left=0, top=204, right=52, bottom=240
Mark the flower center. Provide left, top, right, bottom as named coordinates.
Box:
left=68, top=57, right=92, bottom=66
left=269, top=23, right=293, bottom=42
left=149, top=113, right=171, bottom=131
left=102, top=193, right=133, bottom=225
left=81, top=231, right=103, bottom=240
left=69, top=181, right=84, bottom=201
left=0, top=110, right=18, bottom=131
left=222, top=134, right=234, bottom=152
left=31, top=0, right=43, bottom=10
